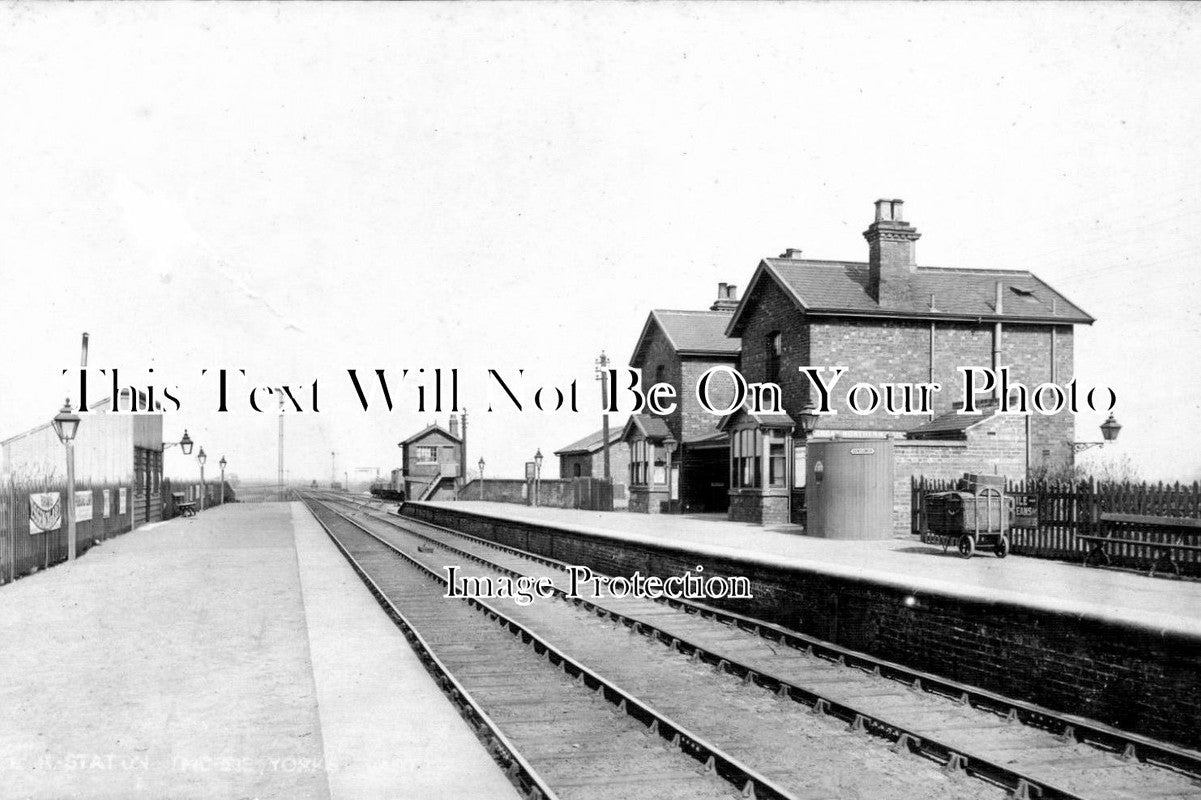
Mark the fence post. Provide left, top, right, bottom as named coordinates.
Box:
left=5, top=480, right=12, bottom=584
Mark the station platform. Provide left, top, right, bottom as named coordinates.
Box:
left=423, top=500, right=1201, bottom=639
left=0, top=502, right=518, bottom=800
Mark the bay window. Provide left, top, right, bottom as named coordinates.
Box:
left=730, top=426, right=791, bottom=490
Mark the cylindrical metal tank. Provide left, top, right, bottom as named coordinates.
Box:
left=805, top=439, right=894, bottom=539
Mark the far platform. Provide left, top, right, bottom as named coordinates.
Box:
left=419, top=500, right=1201, bottom=640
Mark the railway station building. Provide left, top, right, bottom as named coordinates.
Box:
left=720, top=198, right=1092, bottom=525
left=623, top=284, right=742, bottom=514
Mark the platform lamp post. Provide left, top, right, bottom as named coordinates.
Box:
left=163, top=429, right=194, bottom=455
left=478, top=457, right=485, bottom=500
left=161, top=431, right=194, bottom=520
left=1073, top=414, right=1122, bottom=453
left=793, top=401, right=822, bottom=526
left=219, top=456, right=227, bottom=505
left=533, top=449, right=543, bottom=507
left=197, top=447, right=207, bottom=512
left=798, top=401, right=821, bottom=439
left=52, top=400, right=81, bottom=562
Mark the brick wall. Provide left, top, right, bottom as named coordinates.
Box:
left=595, top=443, right=631, bottom=487
left=727, top=490, right=789, bottom=524
left=1004, top=326, right=1075, bottom=472
left=629, top=484, right=669, bottom=513
left=680, top=357, right=738, bottom=439
left=630, top=322, right=686, bottom=442
left=737, top=277, right=1076, bottom=473
left=737, top=277, right=812, bottom=418
left=560, top=441, right=630, bottom=484
left=453, top=478, right=574, bottom=508
left=630, top=320, right=738, bottom=442
left=892, top=413, right=1027, bottom=536
left=404, top=502, right=1201, bottom=752
left=559, top=453, right=592, bottom=479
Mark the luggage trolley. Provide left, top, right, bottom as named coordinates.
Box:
left=922, top=481, right=1013, bottom=559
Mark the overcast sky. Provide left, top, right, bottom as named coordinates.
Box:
left=1, top=3, right=1199, bottom=484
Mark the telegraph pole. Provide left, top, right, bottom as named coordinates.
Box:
left=459, top=408, right=468, bottom=497
left=277, top=393, right=285, bottom=501
left=330, top=451, right=336, bottom=489
left=595, top=350, right=611, bottom=481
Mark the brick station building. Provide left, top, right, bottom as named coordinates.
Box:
left=720, top=198, right=1092, bottom=524
left=621, top=284, right=741, bottom=514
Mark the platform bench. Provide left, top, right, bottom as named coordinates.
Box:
left=1079, top=513, right=1201, bottom=577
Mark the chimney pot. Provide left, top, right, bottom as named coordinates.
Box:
left=449, top=415, right=459, bottom=437
left=710, top=282, right=739, bottom=312
left=864, top=198, right=921, bottom=306
left=780, top=248, right=804, bottom=260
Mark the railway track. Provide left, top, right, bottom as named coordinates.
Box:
left=321, top=492, right=1201, bottom=800
left=301, top=495, right=792, bottom=800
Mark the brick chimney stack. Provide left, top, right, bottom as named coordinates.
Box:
left=864, top=198, right=921, bottom=307
left=710, top=282, right=739, bottom=312
left=448, top=414, right=459, bottom=438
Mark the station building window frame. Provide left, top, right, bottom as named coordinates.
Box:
left=414, top=445, right=438, bottom=464
left=630, top=438, right=650, bottom=486
left=729, top=425, right=791, bottom=490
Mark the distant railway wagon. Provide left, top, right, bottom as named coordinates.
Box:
left=370, top=468, right=405, bottom=502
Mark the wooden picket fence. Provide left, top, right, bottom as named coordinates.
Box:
left=912, top=477, right=1201, bottom=575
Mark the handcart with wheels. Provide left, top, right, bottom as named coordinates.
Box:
left=922, top=482, right=1013, bottom=559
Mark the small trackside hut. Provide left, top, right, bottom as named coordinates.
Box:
left=397, top=415, right=464, bottom=502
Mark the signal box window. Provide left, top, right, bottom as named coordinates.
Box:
left=414, top=446, right=438, bottom=464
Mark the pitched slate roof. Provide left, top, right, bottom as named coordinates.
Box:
left=398, top=423, right=460, bottom=447
left=554, top=424, right=626, bottom=456
left=630, top=309, right=741, bottom=365
left=727, top=259, right=1093, bottom=336
left=905, top=408, right=997, bottom=439
left=619, top=414, right=672, bottom=442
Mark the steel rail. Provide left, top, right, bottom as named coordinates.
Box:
left=332, top=494, right=1201, bottom=797
left=382, top=498, right=1201, bottom=776
left=301, top=496, right=559, bottom=800
left=304, top=494, right=800, bottom=800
